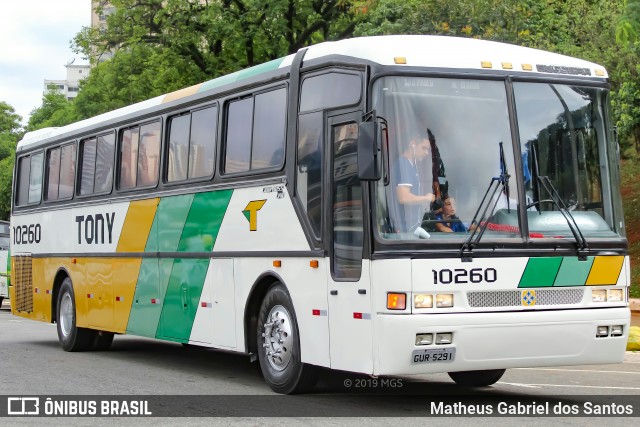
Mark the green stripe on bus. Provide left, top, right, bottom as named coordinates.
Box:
left=156, top=190, right=234, bottom=342
left=177, top=190, right=233, bottom=252
left=553, top=256, right=594, bottom=286
left=199, top=58, right=285, bottom=93
left=127, top=194, right=196, bottom=336
left=518, top=257, right=562, bottom=288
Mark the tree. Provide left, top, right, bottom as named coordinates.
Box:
left=26, top=89, right=78, bottom=131
left=0, top=101, right=21, bottom=220
left=0, top=102, right=22, bottom=136
left=617, top=0, right=640, bottom=44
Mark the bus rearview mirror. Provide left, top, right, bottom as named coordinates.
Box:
left=357, top=122, right=382, bottom=181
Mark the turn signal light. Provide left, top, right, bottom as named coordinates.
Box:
left=387, top=293, right=406, bottom=310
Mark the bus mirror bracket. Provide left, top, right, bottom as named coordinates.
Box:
left=357, top=121, right=382, bottom=181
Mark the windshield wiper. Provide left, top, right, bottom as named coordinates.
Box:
left=530, top=142, right=589, bottom=260
left=460, top=142, right=510, bottom=260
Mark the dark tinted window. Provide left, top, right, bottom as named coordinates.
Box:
left=94, top=133, right=115, bottom=193
left=80, top=138, right=97, bottom=195
left=28, top=152, right=44, bottom=205
left=225, top=97, right=253, bottom=174
left=189, top=106, right=217, bottom=179
left=16, top=157, right=31, bottom=206
left=167, top=105, right=217, bottom=182
left=297, top=112, right=323, bottom=236
left=46, top=148, right=61, bottom=200
left=167, top=114, right=190, bottom=182
left=119, top=121, right=161, bottom=189
left=224, top=87, right=287, bottom=174
left=252, top=89, right=286, bottom=169
left=300, top=73, right=361, bottom=112
left=59, top=144, right=76, bottom=199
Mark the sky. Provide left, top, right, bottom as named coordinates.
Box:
left=0, top=0, right=92, bottom=126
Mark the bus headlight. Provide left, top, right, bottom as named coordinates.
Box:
left=436, top=294, right=454, bottom=308
left=414, top=294, right=433, bottom=308
left=592, top=289, right=607, bottom=302
left=607, top=289, right=624, bottom=302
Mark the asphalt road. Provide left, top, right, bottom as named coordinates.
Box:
left=1, top=301, right=639, bottom=426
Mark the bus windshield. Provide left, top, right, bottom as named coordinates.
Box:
left=371, top=76, right=622, bottom=242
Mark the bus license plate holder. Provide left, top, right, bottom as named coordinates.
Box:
left=411, top=348, right=456, bottom=364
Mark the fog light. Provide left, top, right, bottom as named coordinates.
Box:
left=436, top=294, right=454, bottom=308
left=596, top=326, right=609, bottom=337
left=592, top=289, right=607, bottom=302
left=611, top=325, right=623, bottom=337
left=607, top=289, right=624, bottom=302
left=414, top=294, right=433, bottom=308
left=415, top=333, right=433, bottom=346
left=435, top=332, right=453, bottom=345
left=387, top=293, right=406, bottom=310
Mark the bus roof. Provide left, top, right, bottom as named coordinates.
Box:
left=18, top=35, right=607, bottom=152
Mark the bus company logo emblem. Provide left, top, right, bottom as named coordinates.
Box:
left=521, top=290, right=537, bottom=307
left=243, top=200, right=267, bottom=231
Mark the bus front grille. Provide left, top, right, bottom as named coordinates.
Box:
left=467, top=288, right=584, bottom=308
left=13, top=255, right=33, bottom=313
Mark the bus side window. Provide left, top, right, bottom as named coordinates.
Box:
left=224, top=87, right=286, bottom=175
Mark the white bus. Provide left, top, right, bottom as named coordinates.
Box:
left=10, top=35, right=630, bottom=393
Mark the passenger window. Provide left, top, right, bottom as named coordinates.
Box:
left=80, top=133, right=115, bottom=195
left=167, top=105, right=217, bottom=182
left=119, top=120, right=161, bottom=189
left=300, top=72, right=361, bottom=113
left=224, top=87, right=287, bottom=174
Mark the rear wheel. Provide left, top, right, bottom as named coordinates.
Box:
left=257, top=283, right=317, bottom=394
left=56, top=277, right=95, bottom=352
left=448, top=369, right=506, bottom=387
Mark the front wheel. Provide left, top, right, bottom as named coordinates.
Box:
left=56, top=277, right=95, bottom=352
left=257, top=283, right=317, bottom=394
left=448, top=369, right=506, bottom=387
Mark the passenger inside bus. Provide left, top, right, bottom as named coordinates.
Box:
left=391, top=131, right=436, bottom=232
left=434, top=195, right=467, bottom=232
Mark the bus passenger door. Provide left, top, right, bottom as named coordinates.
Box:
left=326, top=114, right=373, bottom=373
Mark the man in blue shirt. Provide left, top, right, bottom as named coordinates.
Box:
left=392, top=132, right=435, bottom=232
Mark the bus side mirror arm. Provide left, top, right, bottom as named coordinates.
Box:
left=357, top=122, right=382, bottom=181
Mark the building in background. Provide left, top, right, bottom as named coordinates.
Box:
left=91, top=0, right=116, bottom=62
left=43, top=62, right=91, bottom=100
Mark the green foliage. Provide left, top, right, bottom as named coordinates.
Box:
left=0, top=102, right=22, bottom=136
left=617, top=0, right=640, bottom=44
left=0, top=101, right=20, bottom=221
left=27, top=90, right=78, bottom=131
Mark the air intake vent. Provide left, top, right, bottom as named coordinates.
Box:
left=13, top=255, right=33, bottom=313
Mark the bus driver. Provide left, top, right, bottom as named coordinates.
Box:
left=392, top=131, right=436, bottom=232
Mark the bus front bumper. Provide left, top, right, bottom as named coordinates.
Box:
left=374, top=307, right=630, bottom=376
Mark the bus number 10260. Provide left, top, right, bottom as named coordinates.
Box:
left=432, top=268, right=497, bottom=284
left=13, top=224, right=42, bottom=245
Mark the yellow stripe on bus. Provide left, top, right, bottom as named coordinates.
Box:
left=32, top=257, right=142, bottom=333
left=585, top=255, right=624, bottom=285
left=162, top=83, right=202, bottom=103
left=116, top=198, right=160, bottom=253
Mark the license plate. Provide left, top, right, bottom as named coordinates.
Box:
left=411, top=348, right=456, bottom=364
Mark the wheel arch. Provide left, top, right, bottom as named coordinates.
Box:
left=244, top=272, right=287, bottom=356
left=50, top=267, right=71, bottom=323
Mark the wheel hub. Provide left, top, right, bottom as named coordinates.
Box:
left=262, top=305, right=293, bottom=371
left=59, top=292, right=73, bottom=337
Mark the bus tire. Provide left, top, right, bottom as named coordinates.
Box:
left=56, top=277, right=95, bottom=352
left=92, top=331, right=114, bottom=351
left=448, top=369, right=506, bottom=387
left=257, top=283, right=318, bottom=394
